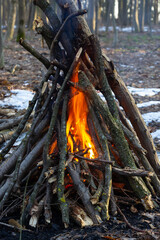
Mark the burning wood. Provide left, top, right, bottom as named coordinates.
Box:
left=0, top=0, right=160, bottom=230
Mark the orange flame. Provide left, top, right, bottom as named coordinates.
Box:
left=66, top=63, right=98, bottom=159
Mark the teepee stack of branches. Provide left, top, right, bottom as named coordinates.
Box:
left=0, top=0, right=160, bottom=228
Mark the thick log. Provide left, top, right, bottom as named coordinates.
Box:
left=103, top=54, right=160, bottom=176
left=34, top=18, right=55, bottom=48
left=33, top=0, right=74, bottom=59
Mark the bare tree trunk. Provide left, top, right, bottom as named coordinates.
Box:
left=106, top=0, right=112, bottom=31
left=118, top=0, right=123, bottom=26
left=6, top=0, right=17, bottom=40
left=118, top=0, right=128, bottom=26
left=112, top=0, right=118, bottom=47
left=134, top=0, right=140, bottom=32
left=87, top=0, right=94, bottom=33
left=17, top=0, right=25, bottom=41
left=122, top=0, right=128, bottom=26
left=27, top=0, right=36, bottom=30
left=0, top=0, right=4, bottom=68
left=148, top=0, right=153, bottom=35
left=95, top=0, right=99, bottom=35
left=153, top=0, right=158, bottom=24
left=139, top=0, right=145, bottom=32
left=128, top=0, right=133, bottom=25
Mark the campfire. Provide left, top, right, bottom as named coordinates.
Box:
left=0, top=0, right=160, bottom=230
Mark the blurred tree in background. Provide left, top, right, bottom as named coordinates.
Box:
left=0, top=0, right=4, bottom=69
left=0, top=0, right=159, bottom=44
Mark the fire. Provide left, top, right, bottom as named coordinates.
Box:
left=49, top=63, right=98, bottom=159
left=66, top=63, right=98, bottom=159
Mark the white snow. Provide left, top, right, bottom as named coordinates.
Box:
left=128, top=87, right=160, bottom=97
left=0, top=89, right=34, bottom=110
left=137, top=101, right=160, bottom=108
left=142, top=112, right=160, bottom=125
left=151, top=130, right=160, bottom=140
left=99, top=25, right=160, bottom=33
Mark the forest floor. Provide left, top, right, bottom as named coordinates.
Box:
left=0, top=29, right=160, bottom=239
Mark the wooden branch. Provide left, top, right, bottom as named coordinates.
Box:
left=50, top=9, right=87, bottom=61
left=103, top=52, right=160, bottom=176
left=91, top=169, right=104, bottom=205
left=0, top=91, right=38, bottom=159
left=0, top=109, right=16, bottom=117
left=80, top=60, right=99, bottom=87
left=88, top=35, right=119, bottom=119
left=34, top=18, right=55, bottom=48
left=69, top=201, right=93, bottom=227
left=89, top=105, right=112, bottom=220
left=29, top=198, right=44, bottom=228
left=19, top=38, right=51, bottom=69
left=0, top=131, right=30, bottom=210
left=0, top=123, right=31, bottom=145
left=0, top=115, right=23, bottom=131
left=58, top=93, right=69, bottom=228
left=43, top=48, right=83, bottom=168
left=55, top=0, right=92, bottom=43
left=0, top=66, right=54, bottom=159
left=73, top=154, right=114, bottom=165
left=21, top=168, right=46, bottom=225
left=67, top=162, right=99, bottom=224
left=77, top=70, right=154, bottom=209
left=34, top=0, right=73, bottom=58
left=34, top=18, right=65, bottom=61
left=0, top=134, right=46, bottom=201
left=44, top=183, right=52, bottom=224
left=0, top=221, right=32, bottom=232
left=112, top=167, right=153, bottom=177
left=110, top=187, right=117, bottom=216
left=134, top=150, right=160, bottom=195
left=122, top=123, right=146, bottom=154
left=51, top=60, right=67, bottom=71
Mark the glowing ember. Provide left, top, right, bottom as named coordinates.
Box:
left=66, top=63, right=98, bottom=159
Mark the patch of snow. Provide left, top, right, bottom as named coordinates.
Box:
left=128, top=87, right=160, bottom=97
left=99, top=26, right=106, bottom=32
left=120, top=64, right=128, bottom=68
left=142, top=112, right=160, bottom=125
left=0, top=89, right=34, bottom=110
left=151, top=130, right=160, bottom=140
left=137, top=101, right=160, bottom=108
left=99, top=25, right=160, bottom=33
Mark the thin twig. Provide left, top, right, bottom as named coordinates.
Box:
left=73, top=153, right=115, bottom=165
left=19, top=38, right=51, bottom=69
left=0, top=221, right=33, bottom=232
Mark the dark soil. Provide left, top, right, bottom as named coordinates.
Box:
left=0, top=29, right=160, bottom=239
left=1, top=203, right=160, bottom=240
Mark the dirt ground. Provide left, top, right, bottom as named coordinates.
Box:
left=0, top=29, right=160, bottom=239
